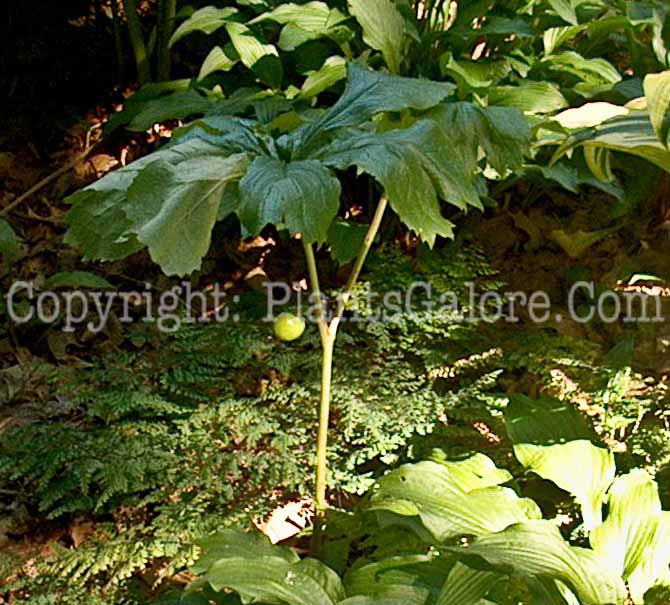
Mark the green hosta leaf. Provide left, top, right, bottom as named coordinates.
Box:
left=193, top=529, right=298, bottom=575
left=453, top=521, right=627, bottom=605
left=488, top=82, right=568, bottom=114
left=543, top=25, right=585, bottom=55
left=440, top=53, right=511, bottom=90
left=169, top=6, right=239, bottom=47
left=369, top=458, right=540, bottom=543
left=429, top=103, right=531, bottom=175
left=344, top=555, right=452, bottom=603
left=327, top=219, right=368, bottom=264
left=125, top=153, right=249, bottom=276
left=195, top=530, right=344, bottom=605
left=299, top=56, right=347, bottom=100
left=251, top=2, right=349, bottom=51
left=299, top=64, right=455, bottom=149
left=435, top=562, right=500, bottom=605
left=0, top=218, right=21, bottom=269
left=44, top=271, right=114, bottom=290
left=238, top=156, right=340, bottom=242
left=348, top=0, right=406, bottom=74
left=590, top=470, right=670, bottom=601
left=547, top=0, right=578, bottom=25
left=320, top=120, right=481, bottom=246
left=543, top=51, right=621, bottom=97
left=514, top=441, right=615, bottom=530
left=644, top=71, right=670, bottom=147
left=199, top=45, right=238, bottom=80
left=225, top=22, right=282, bottom=89
left=504, top=395, right=594, bottom=446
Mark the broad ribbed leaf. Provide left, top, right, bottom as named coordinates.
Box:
left=514, top=441, right=615, bottom=530
left=348, top=0, right=405, bottom=74
left=239, top=156, right=341, bottom=242
left=124, top=153, right=248, bottom=276
left=225, top=22, right=282, bottom=88
left=429, top=103, right=530, bottom=175
left=369, top=458, right=540, bottom=543
left=320, top=121, right=480, bottom=246
left=505, top=395, right=594, bottom=446
left=299, top=64, right=454, bottom=150
left=169, top=6, right=239, bottom=47
left=299, top=56, right=347, bottom=99
left=644, top=71, right=670, bottom=147
left=344, top=555, right=452, bottom=603
left=590, top=470, right=670, bottom=601
left=251, top=1, right=349, bottom=51
left=435, top=562, right=500, bottom=605
left=194, top=530, right=344, bottom=605
left=198, top=45, right=238, bottom=80
left=193, top=528, right=298, bottom=575
left=455, top=521, right=627, bottom=605
left=327, top=219, right=368, bottom=264
left=488, top=82, right=568, bottom=114
left=203, top=556, right=343, bottom=605
left=127, top=90, right=215, bottom=132
left=440, top=53, right=511, bottom=90
left=548, top=0, right=578, bottom=25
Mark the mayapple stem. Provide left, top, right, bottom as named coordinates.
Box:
left=302, top=197, right=388, bottom=553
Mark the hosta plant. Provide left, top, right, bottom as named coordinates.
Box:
left=64, top=61, right=530, bottom=545
left=183, top=396, right=670, bottom=605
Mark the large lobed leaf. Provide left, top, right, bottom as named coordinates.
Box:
left=296, top=63, right=455, bottom=153
left=239, top=156, right=341, bottom=243
left=65, top=138, right=252, bottom=274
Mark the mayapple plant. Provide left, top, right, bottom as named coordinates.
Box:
left=64, top=61, right=530, bottom=545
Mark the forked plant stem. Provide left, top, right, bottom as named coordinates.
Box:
left=302, top=196, right=388, bottom=553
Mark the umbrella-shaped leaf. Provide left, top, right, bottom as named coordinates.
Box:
left=239, top=156, right=341, bottom=242
left=125, top=153, right=249, bottom=276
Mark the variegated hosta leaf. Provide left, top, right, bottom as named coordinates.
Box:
left=169, top=6, right=239, bottom=47
left=368, top=456, right=541, bottom=543
left=513, top=440, right=615, bottom=530
left=590, top=470, right=670, bottom=602
left=643, top=71, right=670, bottom=147
left=551, top=108, right=670, bottom=172
left=452, top=521, right=627, bottom=605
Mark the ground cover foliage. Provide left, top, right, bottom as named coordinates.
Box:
left=3, top=0, right=670, bottom=603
